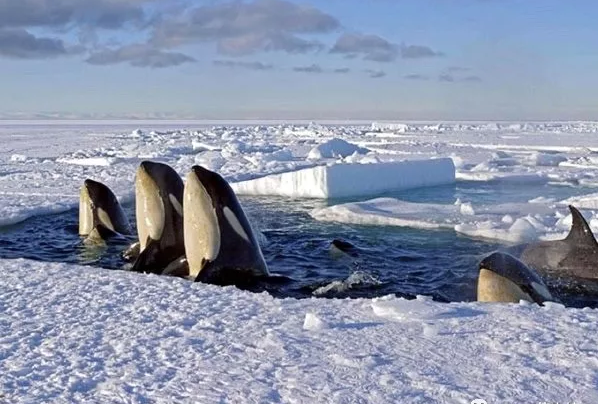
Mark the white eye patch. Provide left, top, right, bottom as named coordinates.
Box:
left=97, top=207, right=115, bottom=231
left=223, top=206, right=250, bottom=242
left=169, top=193, right=183, bottom=217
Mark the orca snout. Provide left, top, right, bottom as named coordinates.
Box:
left=478, top=251, right=515, bottom=274
left=83, top=179, right=113, bottom=202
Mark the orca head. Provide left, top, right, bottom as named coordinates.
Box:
left=79, top=179, right=130, bottom=236
left=183, top=165, right=269, bottom=281
left=477, top=252, right=554, bottom=304
left=135, top=161, right=183, bottom=250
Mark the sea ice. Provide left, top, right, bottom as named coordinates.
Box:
left=232, top=158, right=456, bottom=199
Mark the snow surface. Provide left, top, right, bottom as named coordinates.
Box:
left=3, top=120, right=598, bottom=402
left=306, top=138, right=369, bottom=160
left=231, top=158, right=455, bottom=199
left=2, top=259, right=598, bottom=404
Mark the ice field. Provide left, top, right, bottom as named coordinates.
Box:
left=1, top=120, right=598, bottom=403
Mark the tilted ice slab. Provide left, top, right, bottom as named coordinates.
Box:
left=311, top=197, right=596, bottom=244
left=231, top=158, right=456, bottom=199
left=1, top=258, right=598, bottom=403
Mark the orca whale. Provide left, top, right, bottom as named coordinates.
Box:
left=79, top=179, right=131, bottom=243
left=130, top=161, right=186, bottom=275
left=517, top=205, right=598, bottom=281
left=477, top=251, right=555, bottom=304
left=183, top=165, right=269, bottom=284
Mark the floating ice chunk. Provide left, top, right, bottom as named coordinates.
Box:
left=130, top=129, right=143, bottom=137
left=314, top=196, right=569, bottom=244
left=232, top=158, right=456, bottom=199
left=527, top=152, right=567, bottom=167
left=509, top=217, right=539, bottom=240
left=312, top=271, right=382, bottom=296
left=313, top=198, right=458, bottom=229
left=307, top=138, right=369, bottom=160
left=455, top=217, right=539, bottom=244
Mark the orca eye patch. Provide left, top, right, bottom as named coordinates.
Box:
left=223, top=206, right=250, bottom=242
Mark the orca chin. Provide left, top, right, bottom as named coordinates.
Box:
left=78, top=179, right=131, bottom=242
left=477, top=252, right=555, bottom=305
left=183, top=165, right=269, bottom=283
left=131, top=161, right=185, bottom=275
left=477, top=268, right=534, bottom=304
left=135, top=161, right=167, bottom=251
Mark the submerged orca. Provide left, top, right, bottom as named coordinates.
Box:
left=517, top=205, right=598, bottom=281
left=183, top=165, right=269, bottom=284
left=130, top=161, right=186, bottom=275
left=79, top=179, right=131, bottom=243
left=477, top=251, right=554, bottom=304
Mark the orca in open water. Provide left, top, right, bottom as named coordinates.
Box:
left=79, top=179, right=131, bottom=243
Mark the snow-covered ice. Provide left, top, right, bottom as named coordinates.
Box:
left=1, top=259, right=598, bottom=403
left=306, top=138, right=369, bottom=160
left=2, top=120, right=598, bottom=402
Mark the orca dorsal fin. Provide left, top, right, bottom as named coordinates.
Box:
left=565, top=205, right=598, bottom=246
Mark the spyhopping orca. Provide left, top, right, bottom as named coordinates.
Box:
left=183, top=165, right=269, bottom=284
left=130, top=161, right=186, bottom=275
left=79, top=179, right=131, bottom=243
left=477, top=252, right=555, bottom=304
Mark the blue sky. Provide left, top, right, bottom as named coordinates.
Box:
left=0, top=0, right=596, bottom=120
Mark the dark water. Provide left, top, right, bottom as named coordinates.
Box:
left=1, top=181, right=597, bottom=307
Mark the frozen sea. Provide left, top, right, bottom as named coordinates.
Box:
left=1, top=120, right=598, bottom=403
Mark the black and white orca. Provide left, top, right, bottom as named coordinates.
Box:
left=130, top=161, right=186, bottom=275
left=517, top=205, right=598, bottom=281
left=79, top=179, right=131, bottom=243
left=477, top=251, right=555, bottom=304
left=183, top=165, right=269, bottom=284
